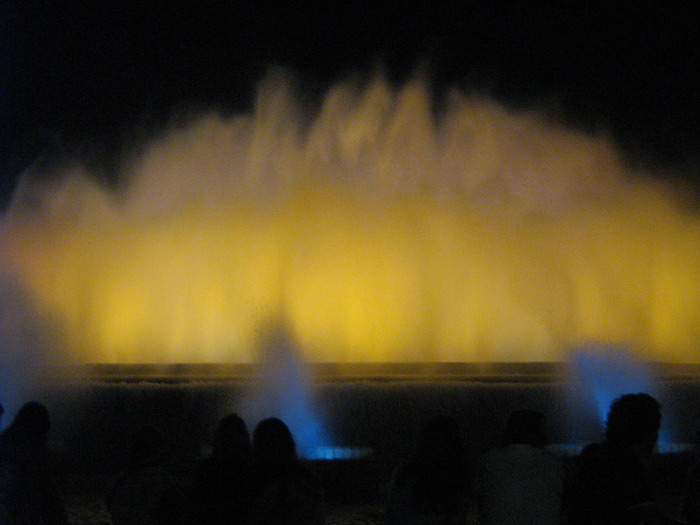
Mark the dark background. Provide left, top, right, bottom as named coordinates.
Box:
left=0, top=1, right=698, bottom=209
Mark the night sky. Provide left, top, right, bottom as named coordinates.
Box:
left=0, top=1, right=698, bottom=209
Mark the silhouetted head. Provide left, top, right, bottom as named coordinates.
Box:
left=8, top=401, right=50, bottom=444
left=212, top=413, right=251, bottom=460
left=503, top=409, right=548, bottom=448
left=605, top=393, right=661, bottom=456
left=253, top=417, right=296, bottom=466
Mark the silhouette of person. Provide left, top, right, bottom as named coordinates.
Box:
left=385, top=414, right=472, bottom=525
left=684, top=454, right=700, bottom=524
left=108, top=423, right=181, bottom=525
left=0, top=401, right=69, bottom=525
left=192, top=413, right=256, bottom=525
left=566, top=392, right=668, bottom=525
left=473, top=408, right=565, bottom=525
left=248, top=417, right=324, bottom=525
left=681, top=415, right=700, bottom=524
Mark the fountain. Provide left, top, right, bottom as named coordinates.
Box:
left=0, top=71, right=699, bottom=465
left=2, top=72, right=699, bottom=368
left=237, top=318, right=333, bottom=459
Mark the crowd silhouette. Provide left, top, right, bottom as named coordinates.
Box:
left=473, top=408, right=565, bottom=524
left=385, top=414, right=471, bottom=524
left=0, top=393, right=697, bottom=524
left=191, top=413, right=256, bottom=524
left=0, top=400, right=69, bottom=524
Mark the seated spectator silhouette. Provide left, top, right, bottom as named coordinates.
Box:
left=0, top=400, right=69, bottom=525
left=681, top=413, right=700, bottom=524
left=683, top=442, right=700, bottom=524
left=385, top=414, right=473, bottom=525
left=192, top=412, right=256, bottom=525
left=248, top=417, right=324, bottom=525
left=566, top=392, right=669, bottom=525
left=473, top=408, right=565, bottom=525
left=108, top=423, right=181, bottom=525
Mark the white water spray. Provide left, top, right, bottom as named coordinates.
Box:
left=1, top=71, right=699, bottom=365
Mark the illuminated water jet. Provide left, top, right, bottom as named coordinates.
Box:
left=1, top=72, right=699, bottom=366
left=567, top=344, right=672, bottom=445
left=238, top=319, right=332, bottom=458
left=0, top=275, right=68, bottom=416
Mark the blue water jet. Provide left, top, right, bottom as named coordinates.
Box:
left=241, top=319, right=332, bottom=459
left=569, top=344, right=671, bottom=445
left=0, top=276, right=60, bottom=423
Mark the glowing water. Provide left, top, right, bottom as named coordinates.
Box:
left=569, top=345, right=671, bottom=444
left=0, top=277, right=61, bottom=416
left=238, top=320, right=331, bottom=458
left=1, top=72, right=700, bottom=364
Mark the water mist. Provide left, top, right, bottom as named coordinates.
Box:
left=1, top=71, right=699, bottom=367
left=0, top=273, right=72, bottom=421
left=238, top=318, right=332, bottom=459
left=565, top=344, right=672, bottom=447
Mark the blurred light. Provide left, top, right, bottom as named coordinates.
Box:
left=570, top=345, right=672, bottom=444
left=1, top=74, right=699, bottom=366
left=307, top=446, right=374, bottom=461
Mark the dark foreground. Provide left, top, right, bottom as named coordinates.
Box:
left=20, top=372, right=700, bottom=524
left=60, top=451, right=696, bottom=525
